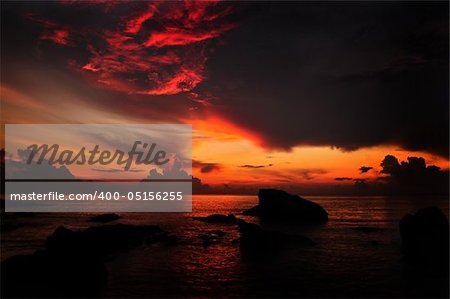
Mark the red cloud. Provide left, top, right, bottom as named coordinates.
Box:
left=143, top=24, right=235, bottom=48
left=124, top=3, right=158, bottom=34
left=41, top=29, right=70, bottom=45
left=25, top=13, right=72, bottom=46
left=29, top=1, right=236, bottom=96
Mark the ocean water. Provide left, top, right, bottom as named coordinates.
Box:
left=1, top=195, right=449, bottom=298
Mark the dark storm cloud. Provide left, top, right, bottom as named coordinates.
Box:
left=359, top=166, right=373, bottom=173
left=0, top=1, right=238, bottom=122
left=239, top=164, right=273, bottom=169
left=192, top=160, right=221, bottom=173
left=329, top=154, right=449, bottom=195
left=203, top=2, right=449, bottom=156
left=379, top=155, right=449, bottom=195
left=1, top=2, right=448, bottom=157
left=18, top=1, right=236, bottom=96
left=345, top=155, right=449, bottom=195
left=335, top=177, right=353, bottom=181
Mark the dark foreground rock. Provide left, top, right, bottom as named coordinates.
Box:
left=351, top=226, right=385, bottom=233
left=1, top=224, right=168, bottom=298
left=242, top=189, right=328, bottom=224
left=0, top=222, right=29, bottom=233
left=193, top=214, right=237, bottom=224
left=1, top=250, right=107, bottom=298
left=46, top=224, right=164, bottom=255
left=238, top=219, right=316, bottom=256
left=400, top=207, right=449, bottom=276
left=88, top=213, right=121, bottom=223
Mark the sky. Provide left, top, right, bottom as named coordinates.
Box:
left=1, top=1, right=449, bottom=195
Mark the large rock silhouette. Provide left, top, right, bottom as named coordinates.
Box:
left=243, top=189, right=328, bottom=224
left=400, top=206, right=449, bottom=276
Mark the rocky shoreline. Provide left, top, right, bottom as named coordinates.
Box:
left=1, top=189, right=448, bottom=298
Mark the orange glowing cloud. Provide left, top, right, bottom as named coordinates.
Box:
left=189, top=115, right=265, bottom=146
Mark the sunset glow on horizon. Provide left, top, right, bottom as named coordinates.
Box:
left=2, top=79, right=448, bottom=191
left=1, top=1, right=448, bottom=194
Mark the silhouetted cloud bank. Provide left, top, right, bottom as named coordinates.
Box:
left=377, top=155, right=449, bottom=195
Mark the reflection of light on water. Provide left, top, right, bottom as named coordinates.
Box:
left=2, top=195, right=449, bottom=297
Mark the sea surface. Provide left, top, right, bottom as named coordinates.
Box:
left=1, top=195, right=449, bottom=298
